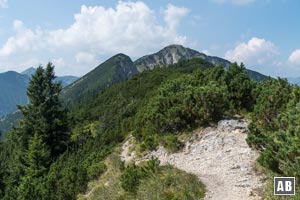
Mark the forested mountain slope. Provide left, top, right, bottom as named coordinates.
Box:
left=61, top=54, right=138, bottom=104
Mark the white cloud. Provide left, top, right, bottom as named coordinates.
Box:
left=0, top=20, right=44, bottom=57
left=48, top=2, right=188, bottom=56
left=288, top=49, right=300, bottom=67
left=13, top=20, right=23, bottom=30
left=0, top=1, right=189, bottom=76
left=211, top=0, right=255, bottom=6
left=52, top=58, right=65, bottom=68
left=164, top=4, right=189, bottom=31
left=225, top=37, right=278, bottom=66
left=223, top=37, right=300, bottom=77
left=0, top=0, right=7, bottom=8
left=75, top=52, right=96, bottom=64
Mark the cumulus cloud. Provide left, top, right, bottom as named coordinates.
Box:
left=75, top=52, right=96, bottom=64
left=0, top=20, right=45, bottom=57
left=52, top=58, right=66, bottom=68
left=288, top=49, right=300, bottom=67
left=164, top=4, right=189, bottom=31
left=48, top=2, right=188, bottom=57
left=224, top=38, right=300, bottom=77
left=211, top=0, right=255, bottom=6
left=0, top=1, right=189, bottom=76
left=225, top=37, right=278, bottom=66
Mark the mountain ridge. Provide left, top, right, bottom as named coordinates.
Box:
left=134, top=44, right=231, bottom=71
left=62, top=44, right=268, bottom=106
left=0, top=44, right=268, bottom=135
left=134, top=44, right=267, bottom=81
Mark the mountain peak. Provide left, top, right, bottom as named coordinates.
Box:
left=162, top=44, right=185, bottom=50
left=108, top=53, right=132, bottom=62
left=113, top=53, right=130, bottom=58
left=133, top=45, right=267, bottom=82
left=21, top=67, right=36, bottom=76
left=134, top=44, right=207, bottom=71
left=62, top=53, right=138, bottom=103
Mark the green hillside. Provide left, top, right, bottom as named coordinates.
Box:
left=61, top=54, right=138, bottom=104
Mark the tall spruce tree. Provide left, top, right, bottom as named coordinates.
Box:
left=18, top=63, right=69, bottom=158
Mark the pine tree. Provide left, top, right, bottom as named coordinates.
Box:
left=42, top=63, right=70, bottom=157
left=18, top=63, right=70, bottom=157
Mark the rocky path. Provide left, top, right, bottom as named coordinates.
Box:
left=124, top=119, right=265, bottom=200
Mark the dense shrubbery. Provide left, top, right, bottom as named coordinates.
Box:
left=135, top=74, right=228, bottom=134
left=84, top=152, right=205, bottom=200
left=121, top=157, right=160, bottom=193
left=224, top=63, right=256, bottom=111
left=119, top=157, right=205, bottom=200
left=247, top=78, right=300, bottom=182
left=134, top=63, right=255, bottom=149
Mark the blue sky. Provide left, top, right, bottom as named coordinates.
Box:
left=0, top=0, right=299, bottom=77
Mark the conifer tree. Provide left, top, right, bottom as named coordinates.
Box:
left=18, top=63, right=70, bottom=157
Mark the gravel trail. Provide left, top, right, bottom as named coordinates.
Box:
left=129, top=119, right=265, bottom=200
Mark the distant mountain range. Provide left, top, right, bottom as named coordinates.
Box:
left=0, top=68, right=78, bottom=118
left=1, top=44, right=269, bottom=135
left=20, top=67, right=79, bottom=87
left=62, top=44, right=268, bottom=104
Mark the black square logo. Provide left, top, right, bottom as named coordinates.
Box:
left=274, top=177, right=295, bottom=195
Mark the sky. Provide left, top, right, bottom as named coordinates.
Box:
left=0, top=0, right=299, bottom=77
